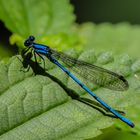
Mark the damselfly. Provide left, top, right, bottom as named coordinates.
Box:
left=23, top=36, right=134, bottom=127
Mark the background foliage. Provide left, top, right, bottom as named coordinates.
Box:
left=0, top=0, right=140, bottom=140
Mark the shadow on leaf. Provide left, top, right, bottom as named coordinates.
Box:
left=17, top=51, right=125, bottom=119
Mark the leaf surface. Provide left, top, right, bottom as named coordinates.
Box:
left=0, top=49, right=139, bottom=140
left=0, top=0, right=75, bottom=38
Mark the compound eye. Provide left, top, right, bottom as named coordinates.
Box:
left=24, top=40, right=31, bottom=46
left=29, top=36, right=35, bottom=41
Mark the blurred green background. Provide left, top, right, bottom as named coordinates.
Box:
left=0, top=0, right=140, bottom=140
left=2, top=0, right=140, bottom=57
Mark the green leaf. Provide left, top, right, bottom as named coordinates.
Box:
left=114, top=60, right=140, bottom=134
left=0, top=0, right=75, bottom=38
left=0, top=49, right=139, bottom=139
left=74, top=22, right=140, bottom=134
left=76, top=22, right=140, bottom=58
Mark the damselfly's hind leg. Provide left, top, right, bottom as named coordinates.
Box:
left=36, top=52, right=46, bottom=70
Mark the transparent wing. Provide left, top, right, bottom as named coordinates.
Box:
left=50, top=49, right=129, bottom=91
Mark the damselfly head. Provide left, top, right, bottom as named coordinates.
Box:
left=29, top=36, right=35, bottom=41
left=24, top=36, right=35, bottom=47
